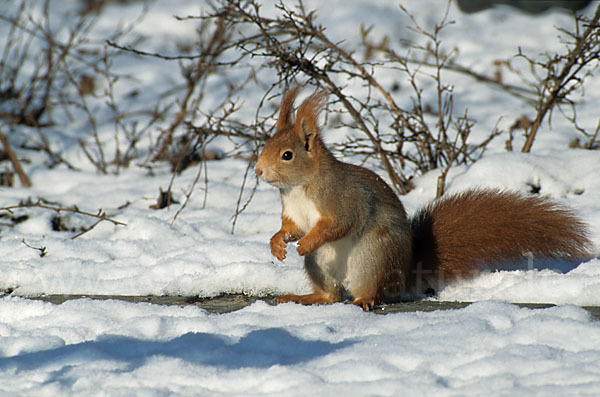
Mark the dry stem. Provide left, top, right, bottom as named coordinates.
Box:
left=0, top=199, right=126, bottom=239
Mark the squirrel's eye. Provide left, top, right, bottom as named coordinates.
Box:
left=281, top=151, right=293, bottom=161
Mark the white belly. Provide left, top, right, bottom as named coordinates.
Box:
left=281, top=186, right=355, bottom=291
left=315, top=236, right=354, bottom=288
left=281, top=186, right=321, bottom=233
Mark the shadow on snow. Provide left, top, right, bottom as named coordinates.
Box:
left=0, top=328, right=354, bottom=373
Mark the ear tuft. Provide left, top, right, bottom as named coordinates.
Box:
left=277, top=85, right=301, bottom=132
left=294, top=90, right=328, bottom=143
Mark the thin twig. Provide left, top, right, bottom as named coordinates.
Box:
left=71, top=218, right=103, bottom=239
left=170, top=147, right=208, bottom=226
left=231, top=156, right=259, bottom=234
left=22, top=239, right=48, bottom=257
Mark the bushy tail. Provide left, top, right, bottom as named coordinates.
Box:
left=410, top=189, right=593, bottom=290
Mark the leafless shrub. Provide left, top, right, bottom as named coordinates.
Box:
left=108, top=1, right=275, bottom=225
left=186, top=0, right=599, bottom=203
left=515, top=5, right=600, bottom=152
left=0, top=0, right=160, bottom=175
left=366, top=4, right=502, bottom=197
left=0, top=0, right=99, bottom=169
left=167, top=0, right=501, bottom=199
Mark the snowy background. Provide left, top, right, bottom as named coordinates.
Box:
left=1, top=0, right=599, bottom=394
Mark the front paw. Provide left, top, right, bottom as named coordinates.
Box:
left=270, top=232, right=289, bottom=261
left=296, top=236, right=319, bottom=256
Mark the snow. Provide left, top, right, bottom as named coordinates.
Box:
left=1, top=298, right=599, bottom=395
left=1, top=0, right=599, bottom=395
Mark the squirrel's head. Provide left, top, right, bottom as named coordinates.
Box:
left=254, top=86, right=328, bottom=188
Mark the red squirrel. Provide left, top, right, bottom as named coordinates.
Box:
left=254, top=86, right=593, bottom=310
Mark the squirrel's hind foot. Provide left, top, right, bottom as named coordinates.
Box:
left=352, top=297, right=376, bottom=311
left=275, top=291, right=341, bottom=306
left=275, top=292, right=376, bottom=311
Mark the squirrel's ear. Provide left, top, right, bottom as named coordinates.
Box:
left=277, top=85, right=301, bottom=132
left=295, top=90, right=327, bottom=152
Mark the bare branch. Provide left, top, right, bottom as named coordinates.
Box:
left=521, top=5, right=600, bottom=152
left=0, top=199, right=126, bottom=239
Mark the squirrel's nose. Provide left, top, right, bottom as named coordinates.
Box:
left=254, top=165, right=263, bottom=177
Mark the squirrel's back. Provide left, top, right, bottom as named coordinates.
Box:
left=410, top=189, right=593, bottom=291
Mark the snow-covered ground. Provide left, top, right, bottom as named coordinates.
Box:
left=1, top=298, right=599, bottom=395
left=1, top=0, right=599, bottom=394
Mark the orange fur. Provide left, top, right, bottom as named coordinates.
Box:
left=276, top=291, right=340, bottom=306
left=410, top=189, right=592, bottom=290
left=297, top=216, right=351, bottom=256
